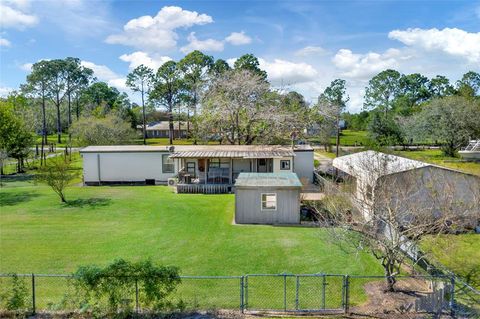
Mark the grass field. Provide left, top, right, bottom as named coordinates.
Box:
left=421, top=234, right=480, bottom=289
left=0, top=159, right=384, bottom=309
left=395, top=149, right=480, bottom=176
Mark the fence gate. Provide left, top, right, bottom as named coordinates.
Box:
left=244, top=274, right=345, bottom=313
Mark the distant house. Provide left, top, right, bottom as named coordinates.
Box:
left=332, top=151, right=480, bottom=225
left=304, top=120, right=346, bottom=137
left=235, top=173, right=302, bottom=224
left=137, top=121, right=188, bottom=138
left=79, top=144, right=314, bottom=194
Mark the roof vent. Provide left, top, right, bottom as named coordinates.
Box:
left=168, top=146, right=175, bottom=153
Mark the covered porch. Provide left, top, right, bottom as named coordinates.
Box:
left=169, top=146, right=296, bottom=194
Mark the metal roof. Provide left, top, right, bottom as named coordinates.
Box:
left=235, top=173, right=303, bottom=188
left=144, top=121, right=187, bottom=131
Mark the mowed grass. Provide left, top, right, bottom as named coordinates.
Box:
left=0, top=175, right=383, bottom=309
left=395, top=149, right=480, bottom=176
left=0, top=180, right=381, bottom=276
left=421, top=234, right=480, bottom=289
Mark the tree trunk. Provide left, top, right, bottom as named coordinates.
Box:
left=67, top=92, right=72, bottom=127
left=168, top=100, right=174, bottom=145
left=141, top=85, right=146, bottom=145
left=41, top=91, right=47, bottom=166
left=76, top=98, right=80, bottom=120
left=56, top=92, right=62, bottom=144
left=193, top=91, right=198, bottom=145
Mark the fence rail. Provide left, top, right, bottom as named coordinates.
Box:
left=0, top=273, right=478, bottom=317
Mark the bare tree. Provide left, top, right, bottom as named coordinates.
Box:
left=314, top=151, right=480, bottom=291
left=35, top=156, right=79, bottom=203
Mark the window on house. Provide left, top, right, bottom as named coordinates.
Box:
left=280, top=160, right=291, bottom=170
left=209, top=158, right=230, bottom=169
left=261, top=193, right=277, bottom=211
left=162, top=154, right=174, bottom=173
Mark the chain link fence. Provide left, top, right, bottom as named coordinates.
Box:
left=1, top=273, right=478, bottom=317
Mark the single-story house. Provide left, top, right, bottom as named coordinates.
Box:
left=79, top=144, right=314, bottom=193
left=235, top=172, right=302, bottom=224
left=137, top=121, right=188, bottom=138
left=332, top=151, right=480, bottom=224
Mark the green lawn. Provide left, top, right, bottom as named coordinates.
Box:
left=0, top=167, right=383, bottom=310
left=421, top=234, right=480, bottom=289
left=395, top=149, right=480, bottom=176
left=309, top=130, right=370, bottom=146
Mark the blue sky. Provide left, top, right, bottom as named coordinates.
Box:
left=1, top=0, right=479, bottom=112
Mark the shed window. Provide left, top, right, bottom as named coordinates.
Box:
left=261, top=193, right=277, bottom=211
left=280, top=160, right=291, bottom=170
left=162, top=154, right=174, bottom=173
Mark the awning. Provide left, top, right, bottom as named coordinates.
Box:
left=169, top=150, right=295, bottom=159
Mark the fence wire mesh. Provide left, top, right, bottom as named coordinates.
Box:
left=1, top=273, right=478, bottom=318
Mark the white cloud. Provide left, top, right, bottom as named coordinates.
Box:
left=225, top=31, right=252, bottom=45
left=332, top=48, right=403, bottom=80
left=388, top=27, right=480, bottom=63
left=119, top=51, right=172, bottom=70
left=0, top=86, right=14, bottom=97
left=180, top=32, right=224, bottom=54
left=81, top=61, right=128, bottom=91
left=259, top=58, right=318, bottom=85
left=0, top=2, right=38, bottom=30
left=20, top=62, right=33, bottom=71
left=106, top=6, right=213, bottom=52
left=294, top=46, right=327, bottom=57
left=0, top=38, right=11, bottom=47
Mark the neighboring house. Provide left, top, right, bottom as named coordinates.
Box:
left=235, top=173, right=302, bottom=224
left=304, top=120, right=346, bottom=137
left=332, top=151, right=480, bottom=225
left=79, top=144, right=314, bottom=193
left=137, top=121, right=188, bottom=138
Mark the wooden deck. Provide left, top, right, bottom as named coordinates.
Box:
left=176, top=183, right=233, bottom=194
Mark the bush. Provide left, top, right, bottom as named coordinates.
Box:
left=71, top=259, right=181, bottom=315
left=0, top=274, right=30, bottom=313
left=70, top=114, right=136, bottom=146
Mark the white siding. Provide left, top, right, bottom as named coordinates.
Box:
left=81, top=152, right=175, bottom=183
left=293, top=150, right=314, bottom=183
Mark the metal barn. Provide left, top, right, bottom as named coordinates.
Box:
left=235, top=173, right=302, bottom=225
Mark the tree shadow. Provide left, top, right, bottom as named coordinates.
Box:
left=0, top=191, right=40, bottom=206
left=0, top=174, right=35, bottom=184
left=64, top=198, right=112, bottom=208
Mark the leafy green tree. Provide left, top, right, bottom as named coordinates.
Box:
left=210, top=58, right=231, bottom=77
left=428, top=75, right=455, bottom=98
left=317, top=79, right=350, bottom=156
left=126, top=65, right=154, bottom=145
left=70, top=114, right=136, bottom=146
left=64, top=57, right=94, bottom=126
left=233, top=54, right=267, bottom=81
left=456, top=71, right=480, bottom=98
left=36, top=156, right=79, bottom=203
left=178, top=51, right=214, bottom=143
left=23, top=60, right=51, bottom=164
left=150, top=61, right=185, bottom=145
left=343, top=111, right=371, bottom=131
left=368, top=112, right=404, bottom=146
left=81, top=82, right=121, bottom=113
left=0, top=101, right=34, bottom=173
left=399, top=73, right=430, bottom=105
left=364, top=69, right=402, bottom=116
left=414, top=96, right=480, bottom=157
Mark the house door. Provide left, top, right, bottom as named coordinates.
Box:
left=186, top=162, right=196, bottom=177
left=257, top=159, right=273, bottom=172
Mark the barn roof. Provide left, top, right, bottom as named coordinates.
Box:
left=332, top=151, right=429, bottom=182
left=235, top=173, right=302, bottom=188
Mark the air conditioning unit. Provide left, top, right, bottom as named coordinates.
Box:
left=167, top=178, right=177, bottom=187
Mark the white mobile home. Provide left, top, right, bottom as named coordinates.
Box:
left=80, top=144, right=314, bottom=193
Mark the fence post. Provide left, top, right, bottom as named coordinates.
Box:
left=240, top=276, right=244, bottom=313
left=245, top=275, right=248, bottom=311
left=322, top=274, right=326, bottom=309
left=31, top=273, right=36, bottom=315
left=283, top=273, right=287, bottom=311
left=344, top=275, right=350, bottom=314
left=295, top=276, right=299, bottom=310
left=135, top=278, right=139, bottom=314
left=449, top=276, right=455, bottom=317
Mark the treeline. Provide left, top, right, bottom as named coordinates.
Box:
left=339, top=70, right=480, bottom=156
left=1, top=52, right=479, bottom=173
